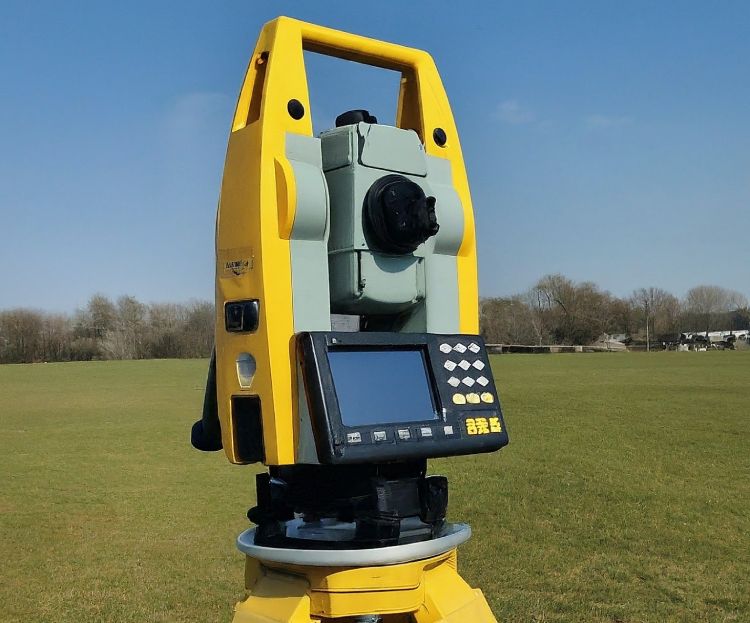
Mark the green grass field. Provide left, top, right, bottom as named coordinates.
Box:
left=2, top=353, right=748, bottom=622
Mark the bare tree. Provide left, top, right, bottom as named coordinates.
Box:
left=0, top=309, right=43, bottom=363
left=182, top=300, right=214, bottom=358
left=684, top=285, right=748, bottom=335
left=608, top=297, right=637, bottom=337
left=654, top=293, right=681, bottom=338
left=146, top=303, right=186, bottom=358
left=87, top=294, right=117, bottom=338
left=630, top=287, right=678, bottom=350
left=521, top=287, right=549, bottom=345
left=532, top=274, right=618, bottom=345
left=100, top=295, right=148, bottom=359
left=40, top=314, right=72, bottom=361
left=480, top=297, right=537, bottom=345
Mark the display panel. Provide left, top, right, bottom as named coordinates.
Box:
left=327, top=348, right=437, bottom=426
left=297, top=331, right=507, bottom=464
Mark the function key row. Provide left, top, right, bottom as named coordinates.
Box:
left=346, top=425, right=457, bottom=445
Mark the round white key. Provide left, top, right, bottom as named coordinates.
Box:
left=439, top=343, right=452, bottom=353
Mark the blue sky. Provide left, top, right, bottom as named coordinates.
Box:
left=1, top=1, right=748, bottom=311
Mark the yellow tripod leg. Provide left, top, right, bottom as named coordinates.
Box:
left=232, top=550, right=497, bottom=623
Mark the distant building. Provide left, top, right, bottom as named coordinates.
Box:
left=593, top=334, right=628, bottom=351
left=680, top=330, right=749, bottom=349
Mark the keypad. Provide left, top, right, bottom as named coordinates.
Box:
left=436, top=337, right=497, bottom=410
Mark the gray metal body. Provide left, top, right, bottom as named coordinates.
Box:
left=321, top=122, right=464, bottom=332
left=285, top=123, right=467, bottom=464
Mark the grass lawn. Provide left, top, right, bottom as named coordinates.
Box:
left=1, top=352, right=748, bottom=622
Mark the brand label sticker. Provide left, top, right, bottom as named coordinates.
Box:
left=219, top=247, right=254, bottom=278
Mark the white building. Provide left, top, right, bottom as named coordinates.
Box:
left=681, top=330, right=749, bottom=344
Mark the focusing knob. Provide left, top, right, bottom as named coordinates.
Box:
left=364, top=174, right=440, bottom=254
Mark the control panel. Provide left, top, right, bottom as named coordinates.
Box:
left=297, top=332, right=508, bottom=464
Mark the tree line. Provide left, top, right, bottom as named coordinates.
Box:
left=480, top=275, right=750, bottom=346
left=0, top=295, right=213, bottom=364
left=2, top=278, right=749, bottom=363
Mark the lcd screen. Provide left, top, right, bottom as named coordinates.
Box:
left=327, top=348, right=437, bottom=427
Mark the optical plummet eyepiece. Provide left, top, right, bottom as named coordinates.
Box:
left=363, top=174, right=440, bottom=255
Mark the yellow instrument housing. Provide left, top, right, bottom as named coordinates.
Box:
left=233, top=549, right=497, bottom=621
left=214, top=16, right=479, bottom=465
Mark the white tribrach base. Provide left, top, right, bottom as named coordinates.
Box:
left=236, top=521, right=471, bottom=567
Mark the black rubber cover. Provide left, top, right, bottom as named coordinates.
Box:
left=191, top=349, right=223, bottom=452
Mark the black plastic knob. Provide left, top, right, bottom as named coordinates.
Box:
left=335, top=109, right=378, bottom=127
left=363, top=174, right=440, bottom=254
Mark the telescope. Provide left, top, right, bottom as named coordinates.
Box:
left=192, top=16, right=508, bottom=622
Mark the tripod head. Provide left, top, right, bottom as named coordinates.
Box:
left=191, top=17, right=508, bottom=548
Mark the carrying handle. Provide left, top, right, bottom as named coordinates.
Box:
left=232, top=17, right=446, bottom=147
left=296, top=19, right=434, bottom=141
left=297, top=19, right=429, bottom=72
